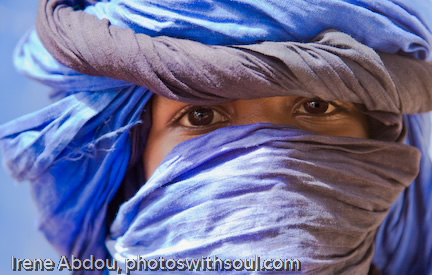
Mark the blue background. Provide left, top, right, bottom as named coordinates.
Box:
left=0, top=1, right=62, bottom=273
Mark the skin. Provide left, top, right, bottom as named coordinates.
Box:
left=143, top=95, right=369, bottom=179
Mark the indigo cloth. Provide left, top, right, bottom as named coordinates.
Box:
left=1, top=0, right=431, bottom=274
left=37, top=1, right=432, bottom=115
left=107, top=124, right=419, bottom=274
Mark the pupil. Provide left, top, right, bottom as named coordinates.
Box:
left=188, top=107, right=214, bottom=125
left=304, top=100, right=329, bottom=114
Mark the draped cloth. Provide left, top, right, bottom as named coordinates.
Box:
left=1, top=0, right=432, bottom=274
left=107, top=124, right=420, bottom=274
left=36, top=0, right=432, bottom=114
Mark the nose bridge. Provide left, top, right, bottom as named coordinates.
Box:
left=232, top=97, right=293, bottom=126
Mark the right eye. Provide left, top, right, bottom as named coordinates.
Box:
left=177, top=106, right=229, bottom=128
left=294, top=98, right=337, bottom=116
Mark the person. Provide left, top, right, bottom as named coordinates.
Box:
left=1, top=0, right=432, bottom=274
left=143, top=96, right=369, bottom=179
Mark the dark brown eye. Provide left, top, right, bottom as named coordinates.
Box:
left=177, top=106, right=228, bottom=128
left=297, top=99, right=335, bottom=115
left=187, top=107, right=214, bottom=126
left=303, top=100, right=329, bottom=114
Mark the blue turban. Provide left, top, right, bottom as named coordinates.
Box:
left=1, top=0, right=432, bottom=274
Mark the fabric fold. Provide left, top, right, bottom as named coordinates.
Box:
left=1, top=0, right=431, bottom=274
left=107, top=124, right=420, bottom=274
left=36, top=0, right=432, bottom=114
left=1, top=86, right=151, bottom=259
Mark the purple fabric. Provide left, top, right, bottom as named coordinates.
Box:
left=36, top=1, right=432, bottom=115
left=1, top=0, right=431, bottom=273
left=107, top=124, right=420, bottom=273
left=373, top=113, right=432, bottom=274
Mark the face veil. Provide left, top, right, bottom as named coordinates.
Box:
left=107, top=124, right=419, bottom=273
left=1, top=0, right=432, bottom=274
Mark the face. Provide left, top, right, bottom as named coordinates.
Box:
left=143, top=95, right=369, bottom=179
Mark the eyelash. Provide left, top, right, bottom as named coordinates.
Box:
left=169, top=105, right=229, bottom=128
left=294, top=98, right=348, bottom=116
left=170, top=98, right=348, bottom=129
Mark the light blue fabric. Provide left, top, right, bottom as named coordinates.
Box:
left=1, top=86, right=151, bottom=259
left=85, top=0, right=432, bottom=60
left=1, top=0, right=431, bottom=273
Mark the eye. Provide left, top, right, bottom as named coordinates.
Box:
left=177, top=106, right=228, bottom=127
left=295, top=98, right=336, bottom=115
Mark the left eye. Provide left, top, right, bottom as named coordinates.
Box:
left=178, top=106, right=228, bottom=127
left=296, top=99, right=336, bottom=115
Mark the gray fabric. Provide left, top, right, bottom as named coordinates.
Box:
left=36, top=0, right=432, bottom=115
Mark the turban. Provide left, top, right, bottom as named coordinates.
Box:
left=1, top=0, right=432, bottom=274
